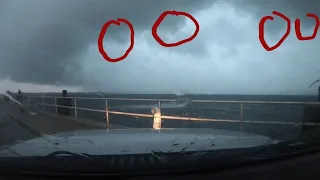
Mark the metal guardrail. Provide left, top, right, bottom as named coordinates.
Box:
left=20, top=95, right=320, bottom=130
left=21, top=95, right=320, bottom=104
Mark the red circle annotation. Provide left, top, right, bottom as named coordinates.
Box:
left=98, top=10, right=200, bottom=63
left=295, top=13, right=320, bottom=41
left=98, top=18, right=135, bottom=63
left=98, top=10, right=317, bottom=62
left=152, top=10, right=200, bottom=47
left=259, top=11, right=320, bottom=51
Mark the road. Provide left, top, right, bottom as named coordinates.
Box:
left=0, top=101, right=108, bottom=147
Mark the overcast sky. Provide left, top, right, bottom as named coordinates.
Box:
left=0, top=0, right=320, bottom=95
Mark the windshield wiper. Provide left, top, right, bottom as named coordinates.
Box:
left=45, top=150, right=93, bottom=158
left=5, top=114, right=93, bottom=159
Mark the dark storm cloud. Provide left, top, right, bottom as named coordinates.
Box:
left=240, top=0, right=320, bottom=17
left=2, top=0, right=319, bottom=87
left=230, top=0, right=320, bottom=35
left=0, top=0, right=214, bottom=85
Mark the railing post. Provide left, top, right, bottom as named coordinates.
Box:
left=54, top=98, right=58, bottom=114
left=158, top=101, right=162, bottom=123
left=42, top=95, right=44, bottom=109
left=105, top=99, right=110, bottom=128
left=151, top=106, right=161, bottom=130
left=33, top=96, right=36, bottom=107
left=240, top=103, right=243, bottom=132
left=74, top=99, right=78, bottom=119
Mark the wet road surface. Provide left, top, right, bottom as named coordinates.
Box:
left=0, top=101, right=108, bottom=147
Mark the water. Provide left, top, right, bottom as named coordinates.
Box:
left=27, top=93, right=320, bottom=140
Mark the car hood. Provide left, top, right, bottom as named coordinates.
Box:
left=0, top=128, right=280, bottom=157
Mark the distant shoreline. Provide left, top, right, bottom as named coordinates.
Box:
left=21, top=92, right=319, bottom=102
left=21, top=92, right=318, bottom=96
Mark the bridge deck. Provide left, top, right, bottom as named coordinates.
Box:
left=0, top=101, right=115, bottom=147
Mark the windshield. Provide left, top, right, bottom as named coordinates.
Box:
left=1, top=0, right=320, bottom=175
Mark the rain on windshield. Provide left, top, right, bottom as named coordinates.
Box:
left=0, top=0, right=320, bottom=170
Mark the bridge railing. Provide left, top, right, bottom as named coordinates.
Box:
left=20, top=95, right=320, bottom=130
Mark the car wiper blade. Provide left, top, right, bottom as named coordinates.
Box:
left=5, top=114, right=94, bottom=159
left=45, top=150, right=92, bottom=158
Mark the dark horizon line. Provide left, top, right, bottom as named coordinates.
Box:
left=21, top=92, right=318, bottom=96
